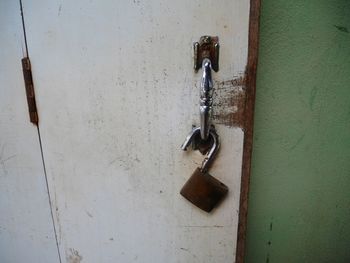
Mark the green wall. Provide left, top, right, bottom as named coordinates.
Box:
left=245, top=0, right=350, bottom=262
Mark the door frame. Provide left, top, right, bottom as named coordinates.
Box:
left=236, top=0, right=261, bottom=262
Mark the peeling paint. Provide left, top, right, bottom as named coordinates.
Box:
left=213, top=76, right=246, bottom=128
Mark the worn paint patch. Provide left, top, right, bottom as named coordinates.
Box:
left=67, top=248, right=83, bottom=263
left=212, top=77, right=246, bottom=128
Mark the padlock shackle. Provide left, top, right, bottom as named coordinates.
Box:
left=181, top=126, right=220, bottom=173
left=201, top=128, right=219, bottom=172
left=181, top=127, right=201, bottom=151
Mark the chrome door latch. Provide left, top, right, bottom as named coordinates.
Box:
left=194, top=36, right=220, bottom=140
left=181, top=35, right=220, bottom=152
left=185, top=35, right=220, bottom=143
left=180, top=36, right=228, bottom=213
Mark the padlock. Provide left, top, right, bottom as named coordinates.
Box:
left=180, top=167, right=228, bottom=212
left=180, top=128, right=228, bottom=212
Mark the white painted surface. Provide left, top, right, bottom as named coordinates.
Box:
left=22, top=0, right=249, bottom=262
left=0, top=1, right=60, bottom=262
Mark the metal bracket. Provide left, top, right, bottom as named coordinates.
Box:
left=21, top=57, right=38, bottom=125
left=193, top=36, right=219, bottom=72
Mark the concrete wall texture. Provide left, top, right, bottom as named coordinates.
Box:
left=245, top=0, right=350, bottom=262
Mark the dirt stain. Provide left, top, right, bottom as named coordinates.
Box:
left=58, top=4, right=62, bottom=16
left=334, top=25, right=349, bottom=33
left=85, top=211, right=93, bottom=218
left=67, top=248, right=83, bottom=263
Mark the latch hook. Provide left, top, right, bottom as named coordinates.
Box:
left=194, top=36, right=219, bottom=140
left=199, top=58, right=213, bottom=140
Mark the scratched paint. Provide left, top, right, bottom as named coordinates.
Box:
left=213, top=77, right=246, bottom=128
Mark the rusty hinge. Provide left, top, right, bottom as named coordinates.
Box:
left=21, top=57, right=38, bottom=125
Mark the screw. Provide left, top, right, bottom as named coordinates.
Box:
left=203, top=36, right=211, bottom=44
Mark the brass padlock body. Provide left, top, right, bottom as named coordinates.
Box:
left=180, top=167, right=228, bottom=213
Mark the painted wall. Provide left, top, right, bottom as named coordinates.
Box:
left=245, top=0, right=350, bottom=262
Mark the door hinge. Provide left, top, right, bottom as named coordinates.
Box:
left=21, top=57, right=38, bottom=125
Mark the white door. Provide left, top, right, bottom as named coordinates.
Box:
left=0, top=1, right=60, bottom=262
left=18, top=0, right=257, bottom=262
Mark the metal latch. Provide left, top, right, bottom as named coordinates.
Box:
left=193, top=36, right=219, bottom=72
left=21, top=57, right=38, bottom=125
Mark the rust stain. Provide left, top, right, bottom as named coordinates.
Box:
left=21, top=57, right=39, bottom=125
left=212, top=76, right=246, bottom=128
